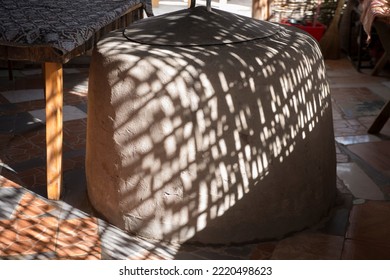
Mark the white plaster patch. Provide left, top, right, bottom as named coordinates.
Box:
left=29, top=105, right=86, bottom=122
left=20, top=68, right=42, bottom=76
left=63, top=68, right=82, bottom=74
left=1, top=89, right=44, bottom=103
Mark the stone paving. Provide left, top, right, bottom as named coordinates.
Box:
left=1, top=3, right=390, bottom=260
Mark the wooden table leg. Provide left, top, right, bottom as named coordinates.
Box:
left=8, top=60, right=13, bottom=81
left=44, top=62, right=63, bottom=200
left=371, top=52, right=389, bottom=76
left=368, top=100, right=390, bottom=134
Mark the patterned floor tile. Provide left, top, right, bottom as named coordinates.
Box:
left=53, top=200, right=92, bottom=220
left=12, top=192, right=57, bottom=219
left=337, top=163, right=385, bottom=200
left=0, top=175, right=21, bottom=188
left=0, top=171, right=24, bottom=189
left=61, top=169, right=93, bottom=215
left=342, top=239, right=390, bottom=260
left=336, top=153, right=349, bottom=163
left=98, top=221, right=152, bottom=260
left=328, top=76, right=389, bottom=89
left=0, top=217, right=58, bottom=257
left=17, top=167, right=47, bottom=195
left=55, top=217, right=101, bottom=259
left=348, top=141, right=390, bottom=177
left=0, top=112, right=43, bottom=134
left=249, top=241, right=277, bottom=260
left=127, top=250, right=170, bottom=260
left=174, top=247, right=241, bottom=260
left=0, top=251, right=57, bottom=260
left=331, top=88, right=385, bottom=119
left=332, top=118, right=368, bottom=137
left=4, top=132, right=45, bottom=163
left=270, top=232, right=344, bottom=260
left=0, top=187, right=25, bottom=219
left=346, top=201, right=390, bottom=247
left=98, top=218, right=178, bottom=260
left=320, top=207, right=350, bottom=236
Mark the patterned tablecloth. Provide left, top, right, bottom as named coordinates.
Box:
left=0, top=0, right=152, bottom=59
left=360, top=0, right=390, bottom=41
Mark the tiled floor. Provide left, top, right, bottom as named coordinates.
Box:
left=1, top=4, right=390, bottom=260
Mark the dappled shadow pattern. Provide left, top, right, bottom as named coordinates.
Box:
left=0, top=177, right=180, bottom=259
left=86, top=6, right=336, bottom=244
left=0, top=185, right=101, bottom=259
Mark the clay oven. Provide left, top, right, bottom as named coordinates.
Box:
left=86, top=6, right=336, bottom=244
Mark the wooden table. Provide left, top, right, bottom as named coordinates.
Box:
left=0, top=0, right=152, bottom=199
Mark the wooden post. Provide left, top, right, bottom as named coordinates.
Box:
left=44, top=62, right=63, bottom=200
left=252, top=0, right=270, bottom=20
